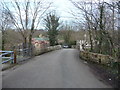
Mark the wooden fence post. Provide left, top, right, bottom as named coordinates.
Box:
left=14, top=50, right=17, bottom=64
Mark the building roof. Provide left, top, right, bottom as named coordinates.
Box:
left=33, top=38, right=49, bottom=41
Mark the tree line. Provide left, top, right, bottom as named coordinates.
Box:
left=0, top=0, right=119, bottom=60
left=0, top=0, right=61, bottom=50
left=0, top=0, right=80, bottom=51
left=70, top=0, right=120, bottom=59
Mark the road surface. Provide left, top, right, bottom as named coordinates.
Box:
left=3, top=49, right=111, bottom=88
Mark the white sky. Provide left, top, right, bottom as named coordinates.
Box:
left=48, top=0, right=76, bottom=22
left=3, top=0, right=112, bottom=20
left=2, top=0, right=115, bottom=29
left=46, top=0, right=112, bottom=21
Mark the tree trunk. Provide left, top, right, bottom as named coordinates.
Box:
left=98, top=4, right=104, bottom=54
left=88, top=30, right=93, bottom=52
left=28, top=33, right=32, bottom=56
left=2, top=31, right=5, bottom=50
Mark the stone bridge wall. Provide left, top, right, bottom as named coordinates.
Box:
left=34, top=45, right=62, bottom=56
left=80, top=51, right=116, bottom=65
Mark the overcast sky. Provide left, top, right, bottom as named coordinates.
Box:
left=2, top=0, right=114, bottom=29
left=45, top=0, right=112, bottom=22
left=3, top=0, right=112, bottom=21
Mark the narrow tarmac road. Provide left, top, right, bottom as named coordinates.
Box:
left=3, top=49, right=111, bottom=88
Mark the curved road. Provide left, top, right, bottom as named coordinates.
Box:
left=3, top=49, right=111, bottom=88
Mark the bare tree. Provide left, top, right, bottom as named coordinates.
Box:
left=62, top=25, right=72, bottom=45
left=3, top=0, right=52, bottom=50
left=69, top=0, right=97, bottom=52
left=0, top=4, right=13, bottom=50
left=70, top=0, right=119, bottom=58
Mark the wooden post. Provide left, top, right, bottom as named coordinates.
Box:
left=14, top=50, right=17, bottom=64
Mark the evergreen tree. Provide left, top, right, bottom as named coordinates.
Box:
left=44, top=12, right=60, bottom=46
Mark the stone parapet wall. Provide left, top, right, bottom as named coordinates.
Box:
left=34, top=45, right=62, bottom=56
left=80, top=51, right=116, bottom=65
